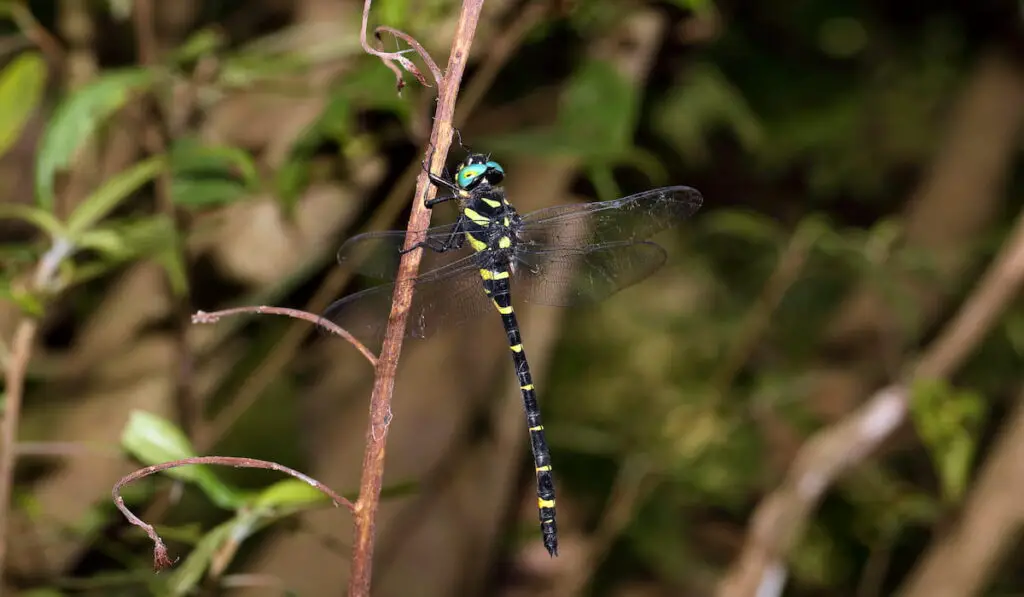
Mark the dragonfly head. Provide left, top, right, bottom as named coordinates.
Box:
left=455, top=153, right=505, bottom=191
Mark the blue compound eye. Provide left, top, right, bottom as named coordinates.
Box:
left=457, top=165, right=485, bottom=189
left=485, top=161, right=504, bottom=175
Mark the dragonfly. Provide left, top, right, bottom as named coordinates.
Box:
left=323, top=150, right=703, bottom=556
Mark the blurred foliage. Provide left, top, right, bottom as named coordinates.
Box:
left=0, top=0, right=1022, bottom=596
left=911, top=379, right=986, bottom=503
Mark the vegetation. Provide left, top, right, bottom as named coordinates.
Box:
left=0, top=0, right=1022, bottom=596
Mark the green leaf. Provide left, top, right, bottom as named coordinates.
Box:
left=170, top=138, right=259, bottom=188
left=120, top=410, right=243, bottom=510
left=481, top=62, right=639, bottom=165
left=121, top=410, right=199, bottom=469
left=65, top=156, right=166, bottom=238
left=168, top=138, right=258, bottom=209
left=168, top=28, right=227, bottom=65
left=36, top=68, right=156, bottom=209
left=165, top=520, right=234, bottom=596
left=250, top=479, right=329, bottom=511
left=75, top=215, right=187, bottom=294
left=0, top=204, right=67, bottom=239
left=0, top=52, right=46, bottom=161
left=910, top=379, right=986, bottom=503
left=377, top=0, right=410, bottom=30
left=74, top=228, right=127, bottom=256
left=4, top=286, right=45, bottom=317
left=586, top=164, right=621, bottom=203
left=274, top=158, right=310, bottom=210
left=171, top=178, right=251, bottom=208
left=85, top=219, right=180, bottom=256
left=558, top=60, right=638, bottom=159
left=654, top=63, right=764, bottom=165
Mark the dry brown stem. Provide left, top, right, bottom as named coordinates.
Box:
left=346, top=1, right=484, bottom=594
left=192, top=307, right=377, bottom=366
left=0, top=244, right=69, bottom=594
left=112, top=456, right=352, bottom=570
left=359, top=0, right=441, bottom=90
left=0, top=319, right=38, bottom=590
left=9, top=0, right=64, bottom=63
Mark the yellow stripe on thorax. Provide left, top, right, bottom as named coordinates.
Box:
left=481, top=197, right=501, bottom=208
left=465, top=233, right=487, bottom=252
left=463, top=208, right=491, bottom=227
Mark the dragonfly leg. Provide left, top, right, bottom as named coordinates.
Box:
left=453, top=127, right=471, bottom=154
left=426, top=172, right=462, bottom=208
left=398, top=214, right=467, bottom=255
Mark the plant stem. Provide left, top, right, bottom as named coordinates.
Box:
left=346, top=1, right=484, bottom=594
left=0, top=319, right=38, bottom=593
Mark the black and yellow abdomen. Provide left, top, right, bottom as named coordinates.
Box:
left=481, top=268, right=559, bottom=556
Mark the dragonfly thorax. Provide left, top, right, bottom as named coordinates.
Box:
left=462, top=188, right=525, bottom=263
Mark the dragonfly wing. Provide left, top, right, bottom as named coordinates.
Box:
left=512, top=240, right=667, bottom=307
left=518, top=186, right=702, bottom=249
left=335, top=220, right=468, bottom=281
left=323, top=253, right=493, bottom=351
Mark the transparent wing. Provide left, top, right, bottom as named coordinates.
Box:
left=511, top=241, right=668, bottom=307
left=325, top=186, right=701, bottom=348
left=322, top=252, right=493, bottom=351
left=324, top=242, right=670, bottom=349
left=335, top=220, right=468, bottom=280
left=519, top=186, right=702, bottom=249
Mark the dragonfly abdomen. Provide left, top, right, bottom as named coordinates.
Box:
left=484, top=273, right=559, bottom=557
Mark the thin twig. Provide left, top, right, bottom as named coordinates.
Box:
left=0, top=236, right=70, bottom=591
left=0, top=319, right=38, bottom=584
left=374, top=26, right=441, bottom=86
left=192, top=307, right=377, bottom=367
left=360, top=0, right=440, bottom=90
left=347, top=1, right=484, bottom=594
left=112, top=456, right=352, bottom=570
left=716, top=206, right=1024, bottom=597
left=9, top=1, right=64, bottom=63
